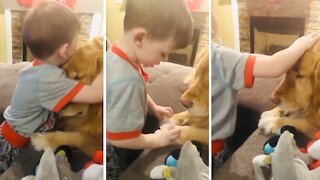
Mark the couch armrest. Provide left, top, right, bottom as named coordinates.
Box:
left=0, top=62, right=29, bottom=114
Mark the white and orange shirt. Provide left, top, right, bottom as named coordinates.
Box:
left=4, top=59, right=83, bottom=137
left=106, top=46, right=148, bottom=141
left=212, top=43, right=255, bottom=142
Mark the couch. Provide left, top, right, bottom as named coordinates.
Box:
left=119, top=62, right=211, bottom=179
left=213, top=77, right=309, bottom=180
left=119, top=63, right=288, bottom=180
left=0, top=62, right=90, bottom=179
left=0, top=61, right=200, bottom=179
left=1, top=61, right=293, bottom=179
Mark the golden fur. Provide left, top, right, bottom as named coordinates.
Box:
left=31, top=37, right=103, bottom=156
left=259, top=40, right=320, bottom=139
left=170, top=48, right=209, bottom=146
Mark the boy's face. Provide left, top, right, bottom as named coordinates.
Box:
left=136, top=37, right=175, bottom=67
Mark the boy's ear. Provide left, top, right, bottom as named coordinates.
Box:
left=58, top=44, right=69, bottom=59
left=133, top=28, right=147, bottom=47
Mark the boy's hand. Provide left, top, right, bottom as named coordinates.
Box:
left=294, top=32, right=320, bottom=51
left=153, top=124, right=180, bottom=148
left=254, top=32, right=320, bottom=78
left=153, top=105, right=174, bottom=120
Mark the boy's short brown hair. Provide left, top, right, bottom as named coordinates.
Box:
left=22, top=1, right=80, bottom=59
left=124, top=0, right=193, bottom=49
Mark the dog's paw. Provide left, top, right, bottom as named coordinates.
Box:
left=258, top=116, right=279, bottom=134
left=261, top=108, right=282, bottom=118
left=31, top=133, right=51, bottom=151
left=176, top=126, right=190, bottom=145
left=169, top=116, right=187, bottom=125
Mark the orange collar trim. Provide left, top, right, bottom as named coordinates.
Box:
left=111, top=45, right=139, bottom=71
left=111, top=45, right=148, bottom=82
left=32, top=59, right=42, bottom=66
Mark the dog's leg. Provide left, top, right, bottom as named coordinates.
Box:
left=31, top=131, right=101, bottom=156
left=261, top=107, right=283, bottom=118
left=176, top=125, right=209, bottom=146
left=170, top=111, right=191, bottom=125
left=259, top=117, right=318, bottom=139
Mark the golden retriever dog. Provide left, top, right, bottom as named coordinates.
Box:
left=259, top=40, right=320, bottom=139
left=170, top=48, right=209, bottom=146
left=31, top=37, right=103, bottom=156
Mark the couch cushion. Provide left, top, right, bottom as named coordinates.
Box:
left=227, top=77, right=282, bottom=152
left=215, top=130, right=272, bottom=180
left=145, top=62, right=192, bottom=113
left=238, top=77, right=282, bottom=113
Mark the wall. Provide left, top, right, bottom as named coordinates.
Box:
left=238, top=0, right=317, bottom=53
left=106, top=0, right=125, bottom=44
left=213, top=0, right=234, bottom=49
left=0, top=2, right=6, bottom=64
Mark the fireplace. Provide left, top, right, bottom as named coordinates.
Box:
left=250, top=16, right=305, bottom=54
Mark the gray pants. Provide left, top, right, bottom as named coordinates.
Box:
left=0, top=117, right=56, bottom=175
left=0, top=133, right=23, bottom=174
left=106, top=114, right=159, bottom=179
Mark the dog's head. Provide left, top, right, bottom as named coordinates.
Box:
left=63, top=36, right=103, bottom=83
left=270, top=40, right=320, bottom=114
left=180, top=48, right=209, bottom=116
left=60, top=36, right=103, bottom=117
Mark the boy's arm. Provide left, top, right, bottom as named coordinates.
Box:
left=147, top=95, right=174, bottom=120
left=71, top=72, right=103, bottom=103
left=253, top=33, right=320, bottom=78
left=109, top=134, right=161, bottom=149
left=109, top=124, right=180, bottom=149
left=147, top=95, right=157, bottom=112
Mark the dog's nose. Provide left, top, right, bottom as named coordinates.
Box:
left=270, top=95, right=281, bottom=105
left=180, top=98, right=193, bottom=109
